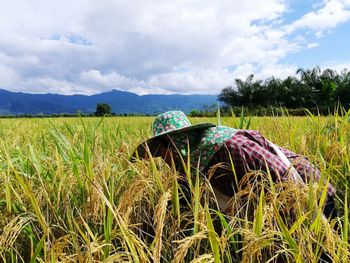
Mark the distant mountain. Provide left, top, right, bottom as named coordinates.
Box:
left=0, top=88, right=217, bottom=115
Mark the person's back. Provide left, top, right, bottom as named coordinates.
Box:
left=132, top=111, right=336, bottom=218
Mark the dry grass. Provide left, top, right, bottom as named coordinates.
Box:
left=0, top=113, right=349, bottom=262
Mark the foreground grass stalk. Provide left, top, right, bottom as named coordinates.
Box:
left=0, top=116, right=349, bottom=262
left=153, top=190, right=171, bottom=262
left=205, top=206, right=220, bottom=263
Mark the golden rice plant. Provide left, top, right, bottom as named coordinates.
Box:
left=0, top=112, right=349, bottom=262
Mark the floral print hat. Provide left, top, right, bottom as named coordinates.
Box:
left=133, top=111, right=215, bottom=159
left=190, top=126, right=238, bottom=171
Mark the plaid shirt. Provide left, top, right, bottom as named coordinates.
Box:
left=205, top=130, right=336, bottom=197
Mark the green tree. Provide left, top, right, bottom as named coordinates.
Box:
left=189, top=109, right=202, bottom=117
left=334, top=69, right=350, bottom=110
left=95, top=103, right=112, bottom=116
left=296, top=66, right=322, bottom=107
left=218, top=86, right=241, bottom=107
left=218, top=66, right=350, bottom=111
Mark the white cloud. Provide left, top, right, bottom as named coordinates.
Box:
left=306, top=42, right=319, bottom=49
left=0, top=65, right=21, bottom=87
left=285, top=0, right=350, bottom=35
left=79, top=70, right=142, bottom=89
left=0, top=0, right=349, bottom=95
left=79, top=68, right=237, bottom=95
left=255, top=63, right=298, bottom=79
left=230, top=64, right=256, bottom=79
left=320, top=61, right=350, bottom=72
left=148, top=68, right=237, bottom=94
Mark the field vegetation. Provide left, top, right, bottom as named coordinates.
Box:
left=0, top=112, right=349, bottom=262
left=219, top=67, right=350, bottom=113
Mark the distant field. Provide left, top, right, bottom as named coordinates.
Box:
left=0, top=115, right=349, bottom=262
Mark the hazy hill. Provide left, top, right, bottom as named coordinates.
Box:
left=0, top=89, right=217, bottom=115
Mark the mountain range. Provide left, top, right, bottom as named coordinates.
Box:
left=0, top=88, right=217, bottom=115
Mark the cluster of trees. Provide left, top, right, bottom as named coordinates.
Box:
left=0, top=103, right=155, bottom=118
left=95, top=103, right=112, bottom=116
left=218, top=67, right=350, bottom=111
left=1, top=103, right=112, bottom=118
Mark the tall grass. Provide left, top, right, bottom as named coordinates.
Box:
left=0, top=114, right=349, bottom=262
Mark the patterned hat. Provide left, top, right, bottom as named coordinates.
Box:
left=191, top=126, right=238, bottom=171
left=132, top=111, right=215, bottom=159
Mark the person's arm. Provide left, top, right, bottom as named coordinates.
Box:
left=224, top=134, right=292, bottom=182
left=279, top=146, right=336, bottom=197
left=236, top=130, right=336, bottom=197
left=278, top=147, right=318, bottom=180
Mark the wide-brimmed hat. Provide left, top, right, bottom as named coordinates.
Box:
left=132, top=111, right=215, bottom=159
left=191, top=126, right=238, bottom=171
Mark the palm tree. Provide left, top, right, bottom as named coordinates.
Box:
left=334, top=69, right=350, bottom=110
left=218, top=86, right=241, bottom=107
left=296, top=66, right=323, bottom=107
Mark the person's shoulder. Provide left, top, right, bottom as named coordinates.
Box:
left=209, top=126, right=239, bottom=135
left=215, top=125, right=238, bottom=132
left=200, top=126, right=238, bottom=143
left=246, top=129, right=262, bottom=135
left=232, top=129, right=269, bottom=145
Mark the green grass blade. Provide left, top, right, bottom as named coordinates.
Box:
left=205, top=206, right=221, bottom=263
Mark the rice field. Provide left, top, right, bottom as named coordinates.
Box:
left=0, top=114, right=349, bottom=262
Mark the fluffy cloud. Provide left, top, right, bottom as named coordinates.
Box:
left=78, top=69, right=235, bottom=95
left=285, top=0, right=350, bottom=36
left=0, top=0, right=349, bottom=95
left=306, top=42, right=320, bottom=49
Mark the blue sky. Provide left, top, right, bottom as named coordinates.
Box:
left=0, top=0, right=349, bottom=95
left=279, top=0, right=350, bottom=67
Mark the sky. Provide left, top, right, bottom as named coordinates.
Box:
left=0, top=0, right=349, bottom=95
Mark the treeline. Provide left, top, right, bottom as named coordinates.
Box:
left=0, top=103, right=153, bottom=118
left=0, top=113, right=154, bottom=118
left=189, top=106, right=325, bottom=117
left=218, top=67, right=350, bottom=113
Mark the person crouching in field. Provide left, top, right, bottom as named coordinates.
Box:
left=132, top=111, right=337, bottom=219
